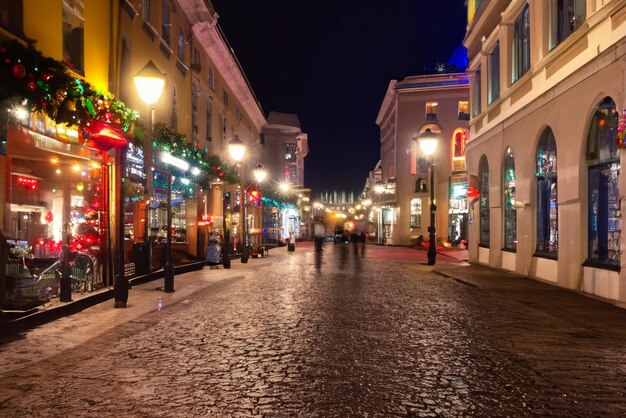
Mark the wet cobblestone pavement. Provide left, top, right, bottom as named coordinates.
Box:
left=2, top=244, right=626, bottom=416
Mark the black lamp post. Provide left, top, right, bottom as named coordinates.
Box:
left=416, top=128, right=439, bottom=265
left=133, top=61, right=166, bottom=271
left=228, top=135, right=248, bottom=263
left=154, top=168, right=174, bottom=292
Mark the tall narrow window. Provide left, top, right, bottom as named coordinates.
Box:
left=549, top=0, right=585, bottom=50
left=170, top=86, right=177, bottom=130
left=177, top=27, right=185, bottom=62
left=488, top=41, right=500, bottom=104
left=223, top=89, right=229, bottom=109
left=425, top=102, right=438, bottom=120
left=208, top=67, right=215, bottom=90
left=0, top=0, right=23, bottom=33
left=206, top=100, right=212, bottom=142
left=458, top=101, right=469, bottom=120
left=587, top=97, right=620, bottom=267
left=191, top=82, right=198, bottom=143
left=161, top=0, right=170, bottom=45
left=142, top=0, right=152, bottom=22
left=536, top=128, right=558, bottom=256
left=503, top=147, right=517, bottom=250
left=62, top=0, right=84, bottom=72
left=472, top=68, right=481, bottom=117
left=452, top=129, right=466, bottom=172
left=479, top=155, right=490, bottom=246
left=410, top=198, right=422, bottom=229
left=513, top=3, right=530, bottom=83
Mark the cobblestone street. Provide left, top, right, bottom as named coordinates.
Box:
left=2, top=243, right=626, bottom=417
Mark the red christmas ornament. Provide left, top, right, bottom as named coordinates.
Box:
left=45, top=211, right=54, bottom=224
left=27, top=81, right=37, bottom=91
left=42, top=73, right=53, bottom=81
left=12, top=63, right=26, bottom=79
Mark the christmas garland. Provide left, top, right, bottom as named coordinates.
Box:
left=151, top=123, right=238, bottom=184
left=0, top=38, right=137, bottom=138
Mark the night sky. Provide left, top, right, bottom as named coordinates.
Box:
left=211, top=0, right=468, bottom=196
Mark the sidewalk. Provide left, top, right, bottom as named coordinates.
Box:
left=431, top=263, right=626, bottom=340
left=0, top=248, right=289, bottom=338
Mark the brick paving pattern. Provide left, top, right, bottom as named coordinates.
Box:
left=1, top=243, right=626, bottom=416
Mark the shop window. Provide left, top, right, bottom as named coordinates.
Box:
left=471, top=68, right=481, bottom=117
left=0, top=0, right=23, bottom=34
left=488, top=41, right=500, bottom=104
left=62, top=0, right=84, bottom=73
left=425, top=102, right=438, bottom=121
left=284, top=143, right=297, bottom=183
left=503, top=147, right=517, bottom=250
left=513, top=3, right=530, bottom=83
left=479, top=155, right=490, bottom=246
left=161, top=0, right=170, bottom=45
left=587, top=97, right=620, bottom=267
left=536, top=128, right=558, bottom=256
left=458, top=101, right=469, bottom=120
left=410, top=198, right=422, bottom=229
left=549, top=0, right=585, bottom=50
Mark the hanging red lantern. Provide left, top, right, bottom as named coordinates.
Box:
left=45, top=211, right=54, bottom=224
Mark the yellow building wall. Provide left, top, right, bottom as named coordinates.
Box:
left=21, top=0, right=113, bottom=91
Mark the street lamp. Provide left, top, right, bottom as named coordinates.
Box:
left=134, top=60, right=165, bottom=244
left=228, top=135, right=248, bottom=263
left=416, top=128, right=439, bottom=265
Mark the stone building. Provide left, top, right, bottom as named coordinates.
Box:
left=464, top=0, right=626, bottom=303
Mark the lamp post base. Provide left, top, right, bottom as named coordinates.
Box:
left=163, top=262, right=175, bottom=293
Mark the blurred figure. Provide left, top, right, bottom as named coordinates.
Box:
left=314, top=222, right=325, bottom=252
left=205, top=240, right=221, bottom=269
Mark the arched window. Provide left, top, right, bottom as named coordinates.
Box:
left=536, top=128, right=558, bottom=255
left=452, top=128, right=467, bottom=172
left=503, top=147, right=516, bottom=250
left=410, top=198, right=422, bottom=229
left=587, top=97, right=620, bottom=266
left=479, top=155, right=490, bottom=246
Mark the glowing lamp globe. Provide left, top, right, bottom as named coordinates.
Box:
left=133, top=61, right=166, bottom=105
left=417, top=128, right=439, bottom=157
left=228, top=135, right=246, bottom=162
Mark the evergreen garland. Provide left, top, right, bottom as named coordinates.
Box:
left=0, top=38, right=137, bottom=138
left=151, top=123, right=238, bottom=184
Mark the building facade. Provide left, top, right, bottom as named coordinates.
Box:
left=260, top=112, right=309, bottom=240
left=464, top=0, right=626, bottom=303
left=117, top=0, right=265, bottom=263
left=374, top=73, right=470, bottom=246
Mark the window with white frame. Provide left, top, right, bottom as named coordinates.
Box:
left=488, top=41, right=500, bottom=104
left=503, top=147, right=517, bottom=250
left=536, top=128, right=558, bottom=256
left=458, top=101, right=469, bottom=120
left=513, top=3, right=530, bottom=83
left=425, top=102, right=438, bottom=121
left=479, top=155, right=490, bottom=246
left=410, top=198, right=422, bottom=229
left=471, top=67, right=481, bottom=117
left=549, top=0, right=585, bottom=50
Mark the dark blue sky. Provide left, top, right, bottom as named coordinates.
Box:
left=211, top=0, right=467, bottom=195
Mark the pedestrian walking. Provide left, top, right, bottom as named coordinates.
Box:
left=287, top=232, right=296, bottom=252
